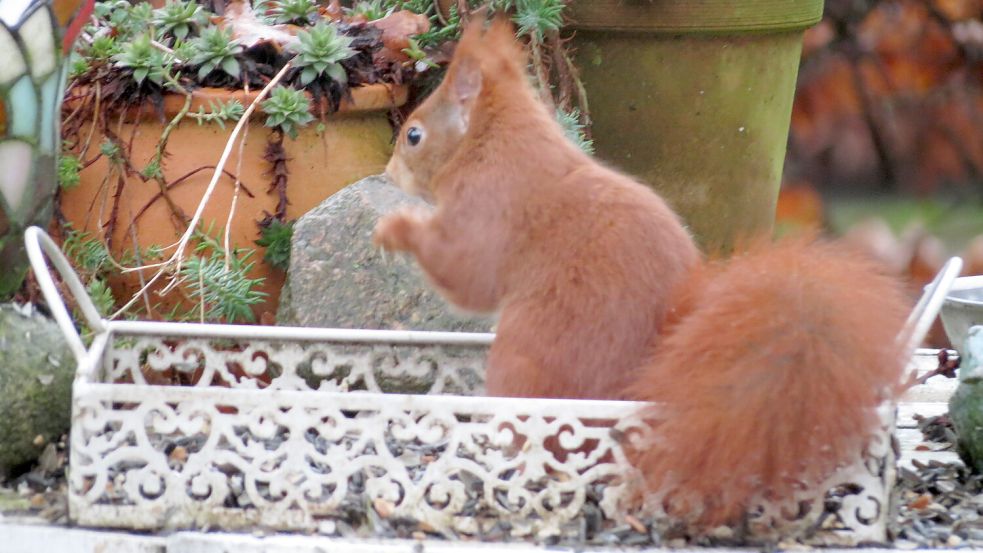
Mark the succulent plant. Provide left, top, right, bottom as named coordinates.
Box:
left=511, top=0, right=565, bottom=40
left=87, top=35, right=119, bottom=60
left=153, top=0, right=210, bottom=41
left=555, top=108, right=594, bottom=155
left=345, top=0, right=392, bottom=21
left=111, top=33, right=172, bottom=85
left=105, top=0, right=154, bottom=39
left=188, top=25, right=244, bottom=80
left=190, top=100, right=246, bottom=129
left=261, top=85, right=315, bottom=139
left=290, top=21, right=356, bottom=85
left=271, top=0, right=318, bottom=25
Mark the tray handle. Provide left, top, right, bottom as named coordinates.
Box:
left=24, top=226, right=106, bottom=364
left=900, top=255, right=962, bottom=358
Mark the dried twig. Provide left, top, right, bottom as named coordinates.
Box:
left=225, top=81, right=250, bottom=270
left=121, top=165, right=252, bottom=265
left=127, top=209, right=154, bottom=316
left=905, top=349, right=960, bottom=390
left=78, top=81, right=102, bottom=161
left=112, top=60, right=294, bottom=319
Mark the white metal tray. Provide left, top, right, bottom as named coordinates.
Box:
left=23, top=227, right=962, bottom=546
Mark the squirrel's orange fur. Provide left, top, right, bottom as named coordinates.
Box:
left=374, top=16, right=912, bottom=527
left=627, top=236, right=910, bottom=525
left=376, top=16, right=699, bottom=399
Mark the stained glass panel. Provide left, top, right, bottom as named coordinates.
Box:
left=0, top=24, right=27, bottom=85
left=0, top=0, right=34, bottom=27
left=8, top=76, right=38, bottom=137
left=21, top=7, right=56, bottom=80
left=0, top=0, right=93, bottom=296
left=50, top=0, right=80, bottom=26
left=0, top=140, right=34, bottom=218
left=39, top=71, right=58, bottom=150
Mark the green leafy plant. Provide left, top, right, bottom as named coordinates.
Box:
left=91, top=0, right=120, bottom=21
left=512, top=0, right=565, bottom=39
left=153, top=0, right=210, bottom=41
left=255, top=219, right=294, bottom=271
left=141, top=158, right=163, bottom=180
left=272, top=0, right=318, bottom=25
left=58, top=154, right=83, bottom=190
left=87, top=35, right=119, bottom=59
left=170, top=40, right=196, bottom=63
left=68, top=55, right=91, bottom=78
left=387, top=0, right=433, bottom=13
left=85, top=278, right=117, bottom=318
left=556, top=108, right=594, bottom=155
left=62, top=229, right=111, bottom=276
left=290, top=21, right=357, bottom=85
left=188, top=26, right=243, bottom=80
left=345, top=0, right=392, bottom=20
left=112, top=33, right=172, bottom=85
left=261, top=85, right=315, bottom=138
left=181, top=254, right=266, bottom=322
left=99, top=138, right=121, bottom=161
left=402, top=37, right=438, bottom=69
left=188, top=99, right=246, bottom=129
left=181, top=228, right=267, bottom=323
left=104, top=0, right=154, bottom=39
left=60, top=229, right=118, bottom=327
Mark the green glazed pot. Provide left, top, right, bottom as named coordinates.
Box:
left=566, top=1, right=824, bottom=251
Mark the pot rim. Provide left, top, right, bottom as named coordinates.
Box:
left=162, top=83, right=408, bottom=119
left=564, top=0, right=824, bottom=34
left=67, top=82, right=408, bottom=120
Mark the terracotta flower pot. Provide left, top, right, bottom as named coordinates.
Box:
left=60, top=83, right=406, bottom=321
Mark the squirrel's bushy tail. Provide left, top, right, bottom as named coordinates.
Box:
left=626, top=236, right=912, bottom=526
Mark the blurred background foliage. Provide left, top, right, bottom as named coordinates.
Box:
left=780, top=0, right=983, bottom=247
left=778, top=1, right=983, bottom=341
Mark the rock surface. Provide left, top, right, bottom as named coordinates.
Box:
left=0, top=303, right=74, bottom=478
left=277, top=175, right=493, bottom=332
left=950, top=325, right=983, bottom=471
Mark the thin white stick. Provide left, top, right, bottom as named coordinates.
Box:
left=150, top=39, right=175, bottom=55
left=225, top=82, right=250, bottom=271
left=111, top=61, right=293, bottom=319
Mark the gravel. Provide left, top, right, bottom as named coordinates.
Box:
left=3, top=412, right=981, bottom=549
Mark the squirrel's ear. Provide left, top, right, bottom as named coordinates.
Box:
left=444, top=14, right=486, bottom=132
left=451, top=55, right=482, bottom=107
left=453, top=9, right=486, bottom=62
left=447, top=55, right=482, bottom=133
left=486, top=13, right=516, bottom=45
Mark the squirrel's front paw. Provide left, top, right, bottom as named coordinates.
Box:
left=373, top=208, right=427, bottom=252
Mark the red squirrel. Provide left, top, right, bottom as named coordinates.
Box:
left=375, top=15, right=699, bottom=400
left=373, top=16, right=912, bottom=528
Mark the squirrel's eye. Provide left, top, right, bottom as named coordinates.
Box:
left=406, top=126, right=423, bottom=146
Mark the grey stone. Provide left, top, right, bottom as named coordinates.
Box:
left=950, top=326, right=983, bottom=472
left=0, top=303, right=74, bottom=478
left=277, top=175, right=493, bottom=332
